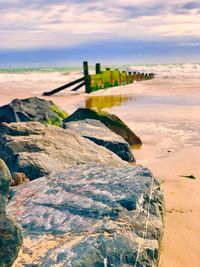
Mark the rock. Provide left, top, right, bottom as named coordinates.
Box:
left=0, top=159, right=12, bottom=203
left=7, top=164, right=164, bottom=267
left=64, top=119, right=135, bottom=163
left=64, top=108, right=142, bottom=146
left=0, top=97, right=68, bottom=127
left=0, top=122, right=127, bottom=180
left=0, top=159, right=22, bottom=267
left=11, top=172, right=29, bottom=186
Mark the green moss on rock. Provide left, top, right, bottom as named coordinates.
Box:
left=0, top=97, right=68, bottom=128
left=51, top=105, right=68, bottom=120
left=46, top=118, right=62, bottom=127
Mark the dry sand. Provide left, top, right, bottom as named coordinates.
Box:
left=0, top=69, right=200, bottom=266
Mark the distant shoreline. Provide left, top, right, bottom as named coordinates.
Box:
left=1, top=62, right=199, bottom=74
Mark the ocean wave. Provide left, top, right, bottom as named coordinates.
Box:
left=128, top=63, right=200, bottom=79
left=1, top=63, right=200, bottom=82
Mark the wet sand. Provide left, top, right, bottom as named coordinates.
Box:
left=148, top=146, right=200, bottom=267
left=0, top=71, right=200, bottom=266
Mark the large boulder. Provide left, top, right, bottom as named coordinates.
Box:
left=64, top=119, right=135, bottom=163
left=0, top=97, right=68, bottom=127
left=0, top=159, right=12, bottom=213
left=7, top=164, right=164, bottom=267
left=0, top=159, right=22, bottom=267
left=63, top=108, right=142, bottom=146
left=0, top=122, right=127, bottom=180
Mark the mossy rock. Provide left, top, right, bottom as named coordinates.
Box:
left=64, top=108, right=142, bottom=146
left=0, top=97, right=68, bottom=128
left=51, top=105, right=68, bottom=120
left=46, top=117, right=62, bottom=127
left=44, top=105, right=68, bottom=127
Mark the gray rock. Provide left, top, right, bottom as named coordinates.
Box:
left=7, top=164, right=164, bottom=267
left=0, top=159, right=22, bottom=267
left=63, top=108, right=142, bottom=146
left=0, top=159, right=12, bottom=212
left=0, top=121, right=127, bottom=180
left=0, top=97, right=68, bottom=127
left=64, top=119, right=135, bottom=163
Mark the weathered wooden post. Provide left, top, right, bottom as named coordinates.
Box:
left=96, top=63, right=101, bottom=74
left=103, top=68, right=111, bottom=88
left=83, top=61, right=90, bottom=93
left=128, top=72, right=133, bottom=83
left=121, top=71, right=126, bottom=85
left=150, top=73, right=155, bottom=79
left=136, top=72, right=140, bottom=81
left=110, top=71, right=113, bottom=86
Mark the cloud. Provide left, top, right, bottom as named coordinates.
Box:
left=182, top=2, right=200, bottom=9
left=177, top=42, right=200, bottom=46
left=1, top=38, right=200, bottom=67
left=0, top=0, right=200, bottom=50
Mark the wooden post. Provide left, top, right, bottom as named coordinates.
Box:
left=83, top=61, right=90, bottom=93
left=43, top=76, right=85, bottom=96
left=71, top=81, right=85, bottom=91
left=96, top=63, right=101, bottom=74
left=119, top=72, right=122, bottom=85
left=122, top=71, right=127, bottom=85
left=128, top=72, right=133, bottom=83
left=110, top=71, right=113, bottom=86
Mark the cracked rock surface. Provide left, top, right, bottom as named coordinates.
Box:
left=7, top=164, right=164, bottom=267
left=64, top=119, right=135, bottom=163
left=0, top=121, right=127, bottom=180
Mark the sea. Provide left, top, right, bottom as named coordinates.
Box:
left=1, top=63, right=200, bottom=83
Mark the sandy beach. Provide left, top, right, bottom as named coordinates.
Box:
left=0, top=64, right=200, bottom=266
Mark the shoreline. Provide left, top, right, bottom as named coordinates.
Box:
left=0, top=69, right=200, bottom=266
left=145, top=146, right=200, bottom=267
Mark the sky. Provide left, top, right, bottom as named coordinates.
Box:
left=0, top=0, right=200, bottom=67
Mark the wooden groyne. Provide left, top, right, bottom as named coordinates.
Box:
left=43, top=61, right=154, bottom=95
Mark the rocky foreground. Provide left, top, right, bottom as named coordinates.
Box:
left=8, top=164, right=164, bottom=267
left=0, top=121, right=127, bottom=180
left=0, top=160, right=22, bottom=267
left=64, top=119, right=135, bottom=162
left=0, top=97, right=164, bottom=266
left=0, top=97, right=68, bottom=127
